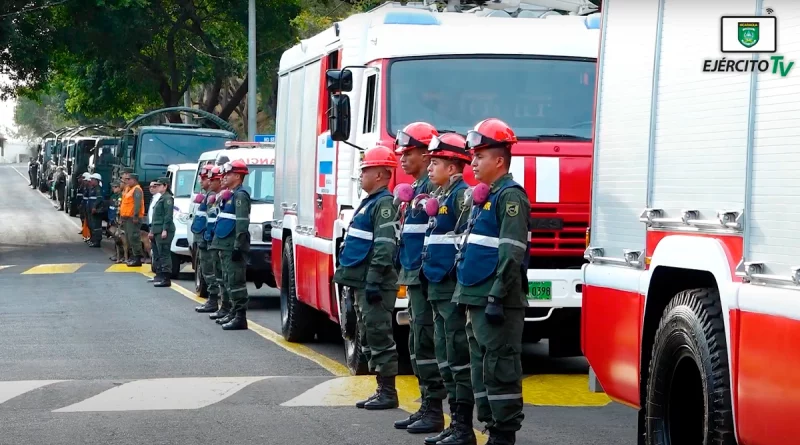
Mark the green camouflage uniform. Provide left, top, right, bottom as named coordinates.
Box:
left=150, top=189, right=175, bottom=275
left=453, top=173, right=530, bottom=433
left=399, top=174, right=445, bottom=400
left=427, top=177, right=473, bottom=405
left=210, top=186, right=251, bottom=314
left=334, top=186, right=400, bottom=376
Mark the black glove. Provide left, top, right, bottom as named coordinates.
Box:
left=485, top=296, right=505, bottom=325
left=365, top=283, right=382, bottom=305
left=232, top=249, right=244, bottom=262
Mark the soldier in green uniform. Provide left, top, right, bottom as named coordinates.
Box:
left=205, top=166, right=230, bottom=320
left=210, top=160, right=251, bottom=331
left=454, top=118, right=531, bottom=445
left=192, top=164, right=223, bottom=313
left=393, top=122, right=446, bottom=433
left=334, top=145, right=401, bottom=411
left=87, top=173, right=106, bottom=248
left=149, top=177, right=175, bottom=287
left=108, top=181, right=125, bottom=263
left=421, top=133, right=477, bottom=445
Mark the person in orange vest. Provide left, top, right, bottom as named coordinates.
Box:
left=120, top=172, right=146, bottom=267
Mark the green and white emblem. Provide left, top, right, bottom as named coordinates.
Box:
left=738, top=22, right=759, bottom=48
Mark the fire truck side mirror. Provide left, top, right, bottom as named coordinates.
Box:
left=329, top=94, right=351, bottom=142
left=326, top=69, right=353, bottom=93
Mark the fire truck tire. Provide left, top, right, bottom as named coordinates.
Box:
left=645, top=288, right=735, bottom=445
left=279, top=237, right=316, bottom=342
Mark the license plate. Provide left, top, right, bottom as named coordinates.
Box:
left=530, top=218, right=564, bottom=230
left=528, top=281, right=552, bottom=301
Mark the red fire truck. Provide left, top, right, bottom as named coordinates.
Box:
left=582, top=2, right=800, bottom=444
left=271, top=0, right=600, bottom=374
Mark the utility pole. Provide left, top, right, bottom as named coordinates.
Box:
left=183, top=90, right=192, bottom=124
left=247, top=0, right=257, bottom=141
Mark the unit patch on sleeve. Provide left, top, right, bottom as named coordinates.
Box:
left=381, top=208, right=392, bottom=219
left=506, top=202, right=520, bottom=217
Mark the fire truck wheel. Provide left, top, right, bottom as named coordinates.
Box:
left=279, top=237, right=316, bottom=342
left=645, top=288, right=735, bottom=445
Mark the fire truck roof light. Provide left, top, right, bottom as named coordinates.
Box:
left=383, top=11, right=440, bottom=26
left=584, top=13, right=600, bottom=29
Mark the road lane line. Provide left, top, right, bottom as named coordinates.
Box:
left=158, top=278, right=487, bottom=443
left=53, top=377, right=272, bottom=412
left=11, top=166, right=83, bottom=231
left=0, top=380, right=68, bottom=404
left=21, top=263, right=85, bottom=274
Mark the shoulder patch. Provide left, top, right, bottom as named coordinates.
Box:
left=236, top=198, right=243, bottom=208
left=506, top=201, right=520, bottom=217
left=381, top=208, right=392, bottom=219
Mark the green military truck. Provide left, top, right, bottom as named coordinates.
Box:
left=113, top=107, right=238, bottom=211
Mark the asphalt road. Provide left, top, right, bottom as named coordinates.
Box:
left=0, top=163, right=637, bottom=445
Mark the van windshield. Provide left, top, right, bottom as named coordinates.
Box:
left=139, top=132, right=231, bottom=168
left=240, top=165, right=274, bottom=203
left=387, top=57, right=596, bottom=139
left=174, top=170, right=196, bottom=198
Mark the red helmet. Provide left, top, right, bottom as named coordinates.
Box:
left=466, top=118, right=518, bottom=150
left=209, top=166, right=223, bottom=180
left=395, top=122, right=439, bottom=154
left=361, top=145, right=398, bottom=170
left=426, top=133, right=471, bottom=162
left=199, top=164, right=213, bottom=177
left=223, top=159, right=249, bottom=175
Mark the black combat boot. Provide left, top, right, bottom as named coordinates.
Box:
left=126, top=256, right=142, bottom=267
left=195, top=298, right=219, bottom=313
left=216, top=310, right=235, bottom=325
left=486, top=429, right=514, bottom=445
left=356, top=375, right=382, bottom=409
left=221, top=310, right=248, bottom=330
left=209, top=302, right=231, bottom=320
left=439, top=403, right=477, bottom=445
left=394, top=398, right=429, bottom=429
left=364, top=375, right=399, bottom=410
left=407, top=398, right=445, bottom=434
left=153, top=273, right=171, bottom=287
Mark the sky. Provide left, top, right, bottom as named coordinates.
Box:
left=0, top=74, right=21, bottom=143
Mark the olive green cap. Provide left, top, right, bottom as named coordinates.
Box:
left=156, top=177, right=170, bottom=186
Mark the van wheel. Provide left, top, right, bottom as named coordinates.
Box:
left=279, top=237, right=315, bottom=342
left=645, top=288, right=735, bottom=445
left=194, top=251, right=208, bottom=298
left=338, top=286, right=369, bottom=375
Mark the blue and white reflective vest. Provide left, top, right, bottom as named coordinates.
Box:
left=398, top=178, right=431, bottom=271
left=422, top=179, right=468, bottom=283
left=214, top=186, right=248, bottom=239
left=191, top=192, right=210, bottom=235
left=456, top=180, right=530, bottom=287
left=339, top=189, right=393, bottom=268
left=204, top=197, right=219, bottom=243
left=86, top=186, right=97, bottom=212
left=108, top=198, right=118, bottom=222
left=82, top=186, right=90, bottom=209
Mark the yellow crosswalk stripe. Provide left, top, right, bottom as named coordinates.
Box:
left=21, top=263, right=85, bottom=274
left=105, top=264, right=151, bottom=273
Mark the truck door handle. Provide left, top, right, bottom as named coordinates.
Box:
left=316, top=194, right=323, bottom=209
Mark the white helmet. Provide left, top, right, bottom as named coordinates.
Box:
left=82, top=172, right=91, bottom=179
left=90, top=173, right=102, bottom=181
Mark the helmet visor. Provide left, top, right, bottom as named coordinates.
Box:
left=428, top=135, right=471, bottom=161
left=221, top=161, right=233, bottom=174
left=465, top=130, right=503, bottom=150
left=395, top=131, right=426, bottom=150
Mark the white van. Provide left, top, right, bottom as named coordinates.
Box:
left=166, top=163, right=198, bottom=277
left=188, top=141, right=277, bottom=296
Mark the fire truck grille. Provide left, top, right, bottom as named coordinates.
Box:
left=528, top=205, right=588, bottom=256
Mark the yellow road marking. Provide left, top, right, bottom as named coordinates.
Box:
left=21, top=263, right=84, bottom=274
left=522, top=374, right=611, bottom=407
left=157, top=278, right=487, bottom=442
left=105, top=264, right=152, bottom=273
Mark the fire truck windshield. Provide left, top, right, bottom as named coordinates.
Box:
left=387, top=56, right=596, bottom=140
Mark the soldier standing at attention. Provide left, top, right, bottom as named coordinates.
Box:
left=121, top=173, right=145, bottom=267
left=87, top=173, right=106, bottom=248
left=210, top=160, right=251, bottom=330
left=192, top=165, right=221, bottom=312
left=149, top=177, right=175, bottom=287
left=334, top=145, right=401, bottom=411
left=393, top=122, right=446, bottom=433
left=454, top=118, right=530, bottom=445
left=205, top=166, right=229, bottom=320
left=54, top=166, right=67, bottom=211
left=108, top=181, right=125, bottom=263
left=421, top=132, right=476, bottom=445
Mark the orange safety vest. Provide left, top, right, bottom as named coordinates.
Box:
left=120, top=184, right=144, bottom=218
